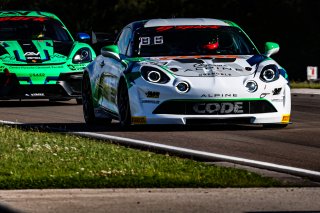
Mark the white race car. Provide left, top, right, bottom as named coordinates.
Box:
left=82, top=18, right=291, bottom=128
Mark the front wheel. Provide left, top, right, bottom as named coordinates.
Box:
left=117, top=80, right=131, bottom=127
left=82, top=73, right=111, bottom=125
left=76, top=98, right=82, bottom=105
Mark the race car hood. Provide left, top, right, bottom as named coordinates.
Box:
left=140, top=55, right=261, bottom=77
left=0, top=40, right=73, bottom=64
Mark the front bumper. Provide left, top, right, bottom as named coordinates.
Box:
left=0, top=72, right=82, bottom=99
left=128, top=76, right=291, bottom=125
left=131, top=102, right=290, bottom=125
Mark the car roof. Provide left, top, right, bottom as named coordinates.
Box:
left=125, top=18, right=239, bottom=32
left=0, top=10, right=61, bottom=22
left=144, top=18, right=230, bottom=27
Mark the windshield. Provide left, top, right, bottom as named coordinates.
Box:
left=133, top=26, right=258, bottom=57
left=0, top=16, right=72, bottom=41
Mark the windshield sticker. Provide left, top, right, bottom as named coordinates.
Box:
left=0, top=17, right=48, bottom=22
left=155, top=25, right=220, bottom=32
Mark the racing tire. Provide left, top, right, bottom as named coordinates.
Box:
left=76, top=98, right=83, bottom=105
left=82, top=73, right=111, bottom=125
left=118, top=80, right=131, bottom=128
left=263, top=124, right=288, bottom=129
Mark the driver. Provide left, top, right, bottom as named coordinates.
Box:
left=202, top=37, right=219, bottom=50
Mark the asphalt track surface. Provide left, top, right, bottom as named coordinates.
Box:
left=1, top=90, right=320, bottom=212
left=0, top=92, right=320, bottom=174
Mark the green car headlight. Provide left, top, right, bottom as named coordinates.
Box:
left=72, top=48, right=92, bottom=63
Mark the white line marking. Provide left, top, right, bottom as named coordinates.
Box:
left=0, top=120, right=23, bottom=125
left=1, top=120, right=320, bottom=179
left=73, top=131, right=320, bottom=179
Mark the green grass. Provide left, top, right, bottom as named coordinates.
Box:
left=290, top=81, right=320, bottom=89
left=0, top=125, right=281, bottom=189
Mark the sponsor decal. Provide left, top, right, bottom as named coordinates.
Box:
left=29, top=73, right=45, bottom=77
left=201, top=94, right=238, bottom=98
left=67, top=64, right=86, bottom=71
left=0, top=17, right=48, bottom=22
left=24, top=52, right=41, bottom=60
left=131, top=116, right=147, bottom=124
left=25, top=93, right=45, bottom=97
left=281, top=114, right=290, bottom=123
left=193, top=102, right=244, bottom=114
left=272, top=88, right=282, bottom=95
left=260, top=93, right=270, bottom=98
left=0, top=55, right=16, bottom=60
left=198, top=72, right=232, bottom=77
left=156, top=55, right=239, bottom=61
left=145, top=91, right=160, bottom=98
left=193, top=63, right=242, bottom=72
left=31, top=93, right=45, bottom=97
left=155, top=25, right=220, bottom=32
left=8, top=65, right=63, bottom=70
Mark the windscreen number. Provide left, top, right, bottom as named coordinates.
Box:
left=139, top=36, right=163, bottom=45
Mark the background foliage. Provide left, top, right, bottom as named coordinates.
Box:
left=1, top=0, right=319, bottom=81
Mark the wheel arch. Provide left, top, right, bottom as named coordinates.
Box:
left=82, top=68, right=98, bottom=107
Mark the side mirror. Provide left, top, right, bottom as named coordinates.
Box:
left=101, top=45, right=120, bottom=61
left=264, top=42, right=279, bottom=57
left=76, top=33, right=91, bottom=43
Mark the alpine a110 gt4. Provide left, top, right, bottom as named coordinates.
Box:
left=82, top=18, right=291, bottom=127
left=0, top=10, right=96, bottom=103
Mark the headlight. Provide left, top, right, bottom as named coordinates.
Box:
left=260, top=65, right=279, bottom=82
left=147, top=70, right=161, bottom=83
left=245, top=80, right=258, bottom=93
left=176, top=81, right=190, bottom=93
left=141, top=66, right=170, bottom=84
left=72, top=48, right=92, bottom=63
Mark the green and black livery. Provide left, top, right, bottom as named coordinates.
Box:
left=0, top=11, right=96, bottom=102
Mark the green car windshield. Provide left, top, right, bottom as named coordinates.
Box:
left=0, top=16, right=72, bottom=41
left=133, top=26, right=258, bottom=57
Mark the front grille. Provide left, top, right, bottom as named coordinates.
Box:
left=153, top=100, right=277, bottom=115
left=186, top=117, right=255, bottom=125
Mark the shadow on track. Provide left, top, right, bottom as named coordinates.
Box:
left=0, top=100, right=290, bottom=132
left=0, top=99, right=78, bottom=107
left=0, top=204, right=23, bottom=213
left=5, top=121, right=270, bottom=133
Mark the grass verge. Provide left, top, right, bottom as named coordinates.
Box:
left=290, top=81, right=320, bottom=89
left=0, top=125, right=281, bottom=189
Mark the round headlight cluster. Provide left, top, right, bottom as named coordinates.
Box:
left=262, top=69, right=276, bottom=82
left=176, top=81, right=190, bottom=93
left=141, top=66, right=170, bottom=84
left=72, top=48, right=92, bottom=63
left=245, top=80, right=258, bottom=93
left=147, top=71, right=161, bottom=83
left=260, top=65, right=279, bottom=82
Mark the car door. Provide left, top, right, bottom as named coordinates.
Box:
left=99, top=27, right=132, bottom=116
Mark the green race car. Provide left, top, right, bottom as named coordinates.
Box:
left=0, top=10, right=96, bottom=103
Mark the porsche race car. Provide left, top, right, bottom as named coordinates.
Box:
left=0, top=11, right=96, bottom=103
left=82, top=18, right=291, bottom=127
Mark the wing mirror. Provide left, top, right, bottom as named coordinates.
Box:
left=264, top=42, right=279, bottom=57
left=76, top=32, right=91, bottom=43
left=101, top=45, right=121, bottom=61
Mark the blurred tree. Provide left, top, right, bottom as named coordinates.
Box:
left=0, top=0, right=319, bottom=80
